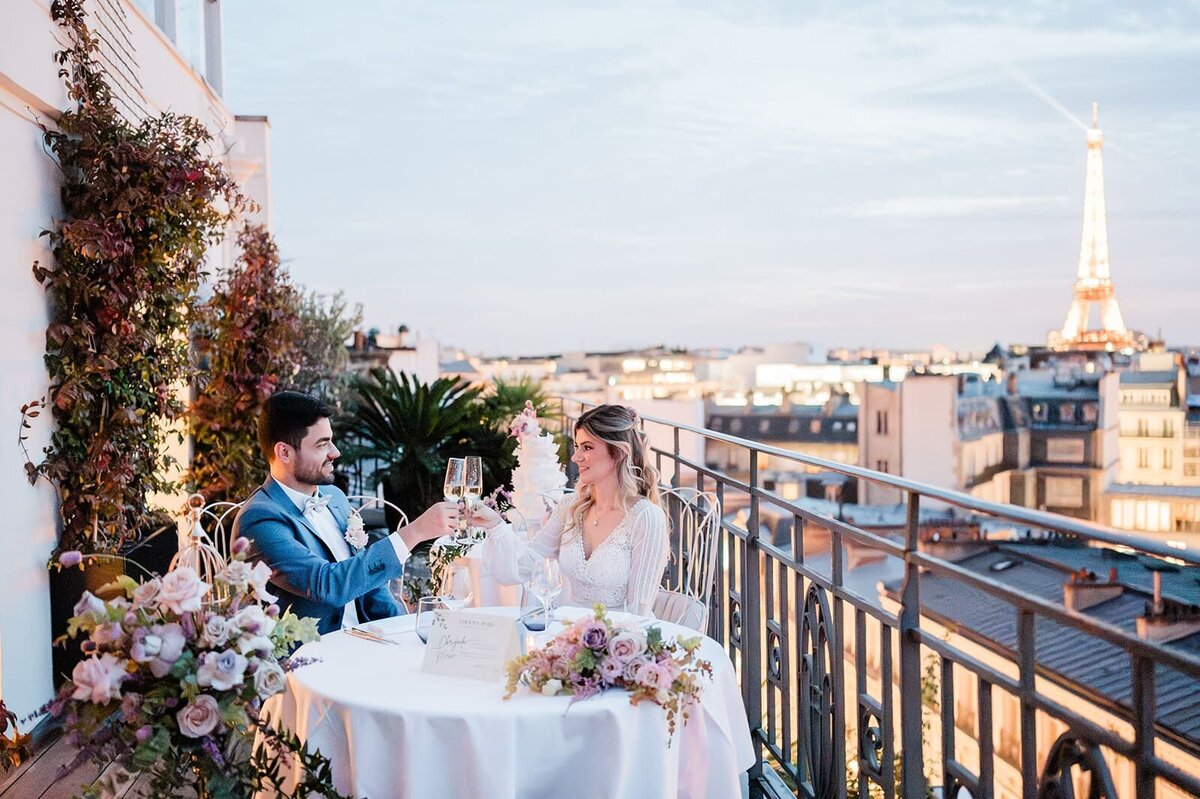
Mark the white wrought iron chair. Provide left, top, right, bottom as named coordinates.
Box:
left=653, top=486, right=721, bottom=633
left=170, top=494, right=243, bottom=600
left=346, top=495, right=413, bottom=608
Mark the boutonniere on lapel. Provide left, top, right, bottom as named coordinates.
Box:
left=344, top=510, right=369, bottom=552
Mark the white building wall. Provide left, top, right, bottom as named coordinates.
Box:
left=0, top=0, right=265, bottom=720
left=899, top=376, right=959, bottom=507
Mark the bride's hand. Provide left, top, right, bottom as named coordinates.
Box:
left=467, top=502, right=503, bottom=530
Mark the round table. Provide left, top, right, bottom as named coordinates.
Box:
left=263, top=608, right=755, bottom=798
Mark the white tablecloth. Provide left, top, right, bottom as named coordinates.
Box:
left=264, top=608, right=755, bottom=798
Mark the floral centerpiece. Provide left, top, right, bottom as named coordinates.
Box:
left=504, top=604, right=713, bottom=740
left=46, top=540, right=347, bottom=799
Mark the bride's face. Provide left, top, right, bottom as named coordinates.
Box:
left=572, top=427, right=617, bottom=487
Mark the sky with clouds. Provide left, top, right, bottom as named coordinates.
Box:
left=222, top=1, right=1200, bottom=357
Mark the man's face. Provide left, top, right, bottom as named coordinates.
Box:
left=286, top=417, right=340, bottom=487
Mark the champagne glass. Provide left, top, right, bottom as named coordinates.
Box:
left=440, top=562, right=474, bottom=610
left=529, top=557, right=562, bottom=630
left=416, top=596, right=448, bottom=644
left=444, top=458, right=466, bottom=503
left=459, top=456, right=484, bottom=542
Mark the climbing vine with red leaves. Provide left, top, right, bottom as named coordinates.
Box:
left=26, top=0, right=250, bottom=552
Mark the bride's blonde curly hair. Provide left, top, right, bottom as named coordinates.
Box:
left=562, top=404, right=661, bottom=538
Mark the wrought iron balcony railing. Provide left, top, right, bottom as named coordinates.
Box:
left=557, top=398, right=1200, bottom=799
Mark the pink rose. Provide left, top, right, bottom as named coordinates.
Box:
left=131, top=578, right=162, bottom=609
left=71, top=653, right=127, bottom=704
left=177, top=694, right=220, bottom=738
left=156, top=568, right=209, bottom=615
left=635, top=661, right=672, bottom=692
left=91, top=622, right=125, bottom=647
left=598, top=656, right=624, bottom=684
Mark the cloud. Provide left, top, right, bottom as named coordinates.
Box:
left=833, top=194, right=1071, bottom=219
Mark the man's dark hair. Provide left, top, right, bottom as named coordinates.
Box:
left=258, top=391, right=335, bottom=461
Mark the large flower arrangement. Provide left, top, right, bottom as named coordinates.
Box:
left=504, top=604, right=713, bottom=739
left=47, top=541, right=346, bottom=799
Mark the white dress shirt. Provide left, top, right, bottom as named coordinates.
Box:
left=275, top=479, right=412, bottom=629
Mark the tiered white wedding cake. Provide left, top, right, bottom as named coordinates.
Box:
left=508, top=401, right=567, bottom=529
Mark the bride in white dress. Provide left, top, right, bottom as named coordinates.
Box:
left=480, top=404, right=669, bottom=616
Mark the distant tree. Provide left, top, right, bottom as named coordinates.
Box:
left=291, top=289, right=362, bottom=411
left=187, top=224, right=301, bottom=505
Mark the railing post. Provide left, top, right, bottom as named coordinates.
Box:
left=1132, top=655, right=1156, bottom=799
left=745, top=449, right=763, bottom=780
left=899, top=491, right=927, bottom=797
left=672, top=425, right=681, bottom=489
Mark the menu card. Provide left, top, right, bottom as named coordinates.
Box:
left=421, top=610, right=520, bottom=682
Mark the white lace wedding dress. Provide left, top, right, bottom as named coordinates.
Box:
left=481, top=499, right=669, bottom=616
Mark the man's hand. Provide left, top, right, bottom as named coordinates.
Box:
left=466, top=502, right=503, bottom=530
left=398, top=501, right=460, bottom=550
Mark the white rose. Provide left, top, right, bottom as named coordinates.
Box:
left=221, top=560, right=252, bottom=590
left=200, top=614, right=230, bottom=648
left=541, top=678, right=564, bottom=697
left=247, top=561, right=278, bottom=603
left=232, top=605, right=276, bottom=637
left=237, top=635, right=273, bottom=656
left=254, top=661, right=287, bottom=699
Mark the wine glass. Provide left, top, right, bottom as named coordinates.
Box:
left=440, top=562, right=474, bottom=610
left=416, top=596, right=448, bottom=644
left=529, top=557, right=562, bottom=630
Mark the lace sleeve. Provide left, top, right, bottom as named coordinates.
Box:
left=479, top=505, right=565, bottom=585
left=625, top=502, right=670, bottom=616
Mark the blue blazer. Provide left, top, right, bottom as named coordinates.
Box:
left=232, top=478, right=404, bottom=635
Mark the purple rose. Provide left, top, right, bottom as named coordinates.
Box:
left=135, top=725, right=153, bottom=744
left=130, top=623, right=186, bottom=678
left=231, top=537, right=250, bottom=556
left=196, top=649, right=248, bottom=691
left=58, top=550, right=83, bottom=568
left=579, top=620, right=608, bottom=651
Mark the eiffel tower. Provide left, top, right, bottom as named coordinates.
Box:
left=1051, top=102, right=1138, bottom=352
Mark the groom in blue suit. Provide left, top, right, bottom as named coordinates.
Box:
left=233, top=391, right=463, bottom=634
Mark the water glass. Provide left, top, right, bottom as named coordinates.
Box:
left=440, top=562, right=474, bottom=610
left=416, top=596, right=448, bottom=644
left=529, top=558, right=563, bottom=629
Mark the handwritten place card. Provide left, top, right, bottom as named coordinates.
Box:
left=421, top=610, right=520, bottom=682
